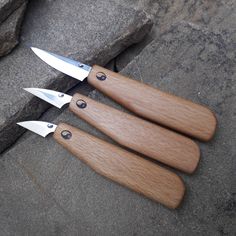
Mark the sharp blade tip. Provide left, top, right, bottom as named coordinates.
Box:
left=31, top=46, right=43, bottom=54
left=23, top=87, right=39, bottom=91
left=17, top=120, right=29, bottom=124
left=16, top=121, right=27, bottom=127
left=23, top=88, right=39, bottom=95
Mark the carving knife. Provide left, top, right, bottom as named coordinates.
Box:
left=24, top=88, right=200, bottom=173
left=31, top=47, right=217, bottom=141
left=17, top=120, right=185, bottom=209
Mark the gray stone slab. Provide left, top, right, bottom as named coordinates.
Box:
left=0, top=155, right=84, bottom=236
left=116, top=0, right=236, bottom=71
left=0, top=2, right=27, bottom=57
left=0, top=0, right=153, bottom=153
left=0, top=0, right=26, bottom=23
left=0, top=22, right=235, bottom=235
left=158, top=0, right=236, bottom=39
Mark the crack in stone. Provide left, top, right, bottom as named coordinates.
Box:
left=16, top=159, right=75, bottom=220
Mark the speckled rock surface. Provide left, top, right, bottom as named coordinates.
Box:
left=0, top=2, right=27, bottom=57
left=116, top=0, right=236, bottom=71
left=0, top=0, right=26, bottom=23
left=155, top=0, right=236, bottom=38
left=0, top=22, right=235, bottom=235
left=0, top=0, right=153, bottom=153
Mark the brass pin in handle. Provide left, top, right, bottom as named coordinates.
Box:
left=69, top=93, right=200, bottom=174
left=54, top=123, right=185, bottom=209
left=87, top=65, right=217, bottom=141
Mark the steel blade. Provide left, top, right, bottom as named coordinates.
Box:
left=31, top=47, right=91, bottom=81
left=24, top=88, right=72, bottom=108
left=17, top=121, right=57, bottom=137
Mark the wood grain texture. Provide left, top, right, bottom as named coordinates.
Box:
left=87, top=65, right=217, bottom=141
left=54, top=123, right=185, bottom=209
left=69, top=93, right=200, bottom=174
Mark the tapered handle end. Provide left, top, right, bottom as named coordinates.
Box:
left=54, top=123, right=185, bottom=209
left=88, top=65, right=217, bottom=141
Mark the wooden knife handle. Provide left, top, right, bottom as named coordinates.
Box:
left=53, top=123, right=185, bottom=209
left=69, top=93, right=200, bottom=174
left=87, top=65, right=217, bottom=141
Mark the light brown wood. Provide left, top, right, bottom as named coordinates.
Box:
left=87, top=65, right=217, bottom=141
left=54, top=123, right=185, bottom=209
left=69, top=93, right=200, bottom=174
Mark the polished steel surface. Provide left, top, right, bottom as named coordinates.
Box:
left=24, top=88, right=72, bottom=108
left=17, top=121, right=57, bottom=137
left=31, top=47, right=91, bottom=81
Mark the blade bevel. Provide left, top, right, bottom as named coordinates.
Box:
left=17, top=121, right=57, bottom=137
left=31, top=47, right=91, bottom=81
left=24, top=88, right=72, bottom=108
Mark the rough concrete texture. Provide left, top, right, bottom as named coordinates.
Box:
left=0, top=2, right=27, bottom=57
left=0, top=22, right=235, bottom=235
left=155, top=0, right=236, bottom=37
left=115, top=0, right=236, bottom=71
left=0, top=0, right=26, bottom=23
left=0, top=0, right=153, bottom=153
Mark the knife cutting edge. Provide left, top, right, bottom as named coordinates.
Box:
left=31, top=47, right=217, bottom=141
left=17, top=120, right=185, bottom=209
left=24, top=88, right=200, bottom=174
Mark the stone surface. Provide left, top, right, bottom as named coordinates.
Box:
left=116, top=0, right=236, bottom=71
left=155, top=0, right=236, bottom=37
left=0, top=22, right=235, bottom=235
left=0, top=0, right=153, bottom=153
left=0, top=157, right=84, bottom=235
left=0, top=2, right=27, bottom=57
left=0, top=0, right=26, bottom=23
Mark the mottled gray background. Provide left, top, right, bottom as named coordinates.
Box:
left=0, top=0, right=235, bottom=235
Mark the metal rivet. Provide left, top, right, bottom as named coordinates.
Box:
left=47, top=124, right=53, bottom=128
left=61, top=130, right=72, bottom=139
left=58, top=93, right=64, bottom=97
left=96, top=72, right=107, bottom=81
left=76, top=99, right=87, bottom=109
